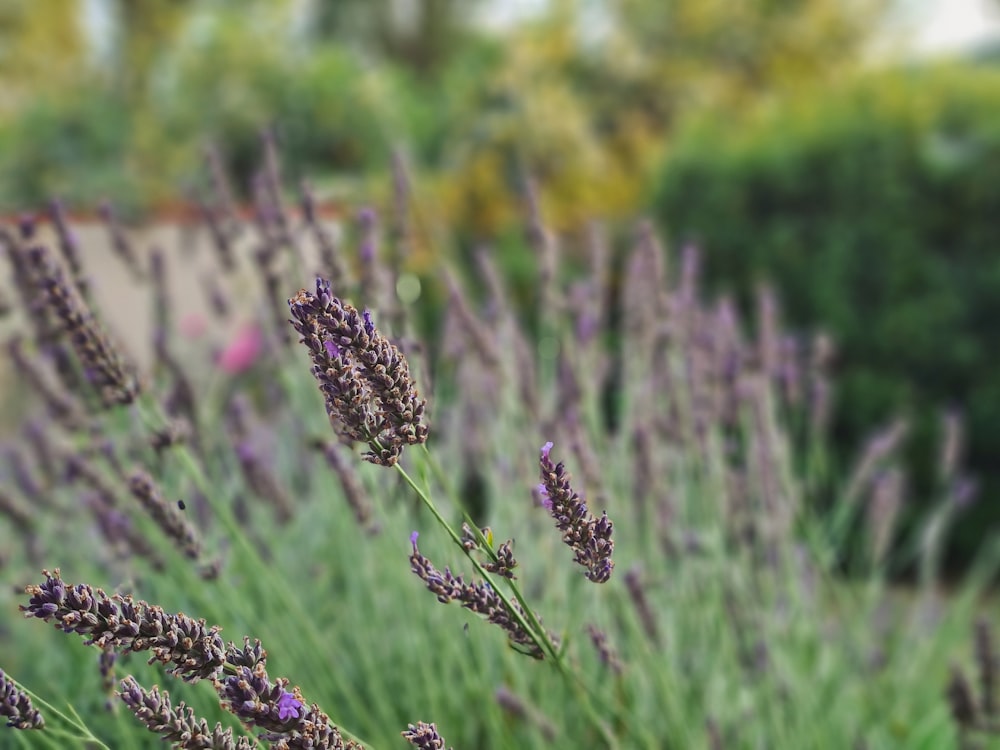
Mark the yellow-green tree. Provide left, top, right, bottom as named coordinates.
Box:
left=0, top=0, right=87, bottom=112
left=433, top=0, right=891, bottom=235
left=111, top=0, right=196, bottom=99
left=309, top=0, right=483, bottom=72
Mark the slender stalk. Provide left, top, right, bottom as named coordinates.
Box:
left=6, top=677, right=110, bottom=750
left=133, top=399, right=375, bottom=750
left=395, top=455, right=620, bottom=749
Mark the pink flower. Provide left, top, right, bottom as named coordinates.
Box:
left=217, top=323, right=262, bottom=375
left=179, top=313, right=207, bottom=339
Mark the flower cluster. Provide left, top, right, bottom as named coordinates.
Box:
left=119, top=676, right=253, bottom=749
left=22, top=572, right=363, bottom=749
left=25, top=244, right=140, bottom=408
left=401, top=721, right=452, bottom=749
left=288, top=278, right=428, bottom=466
left=538, top=442, right=615, bottom=583
left=127, top=469, right=203, bottom=561
left=218, top=642, right=359, bottom=750
left=485, top=540, right=518, bottom=580
left=460, top=523, right=518, bottom=579
left=409, top=533, right=544, bottom=659
left=21, top=570, right=226, bottom=682
left=0, top=669, right=44, bottom=730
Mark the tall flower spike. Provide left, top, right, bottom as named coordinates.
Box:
left=21, top=570, right=226, bottom=682
left=313, top=439, right=376, bottom=532
left=127, top=469, right=204, bottom=560
left=288, top=278, right=428, bottom=466
left=119, top=676, right=253, bottom=749
left=26, top=244, right=140, bottom=408
left=409, top=534, right=546, bottom=659
left=538, top=442, right=615, bottom=583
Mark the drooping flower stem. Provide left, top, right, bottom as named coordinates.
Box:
left=393, top=452, right=620, bottom=750
left=130, top=400, right=373, bottom=748
left=23, top=571, right=375, bottom=750
left=392, top=461, right=552, bottom=655
left=2, top=673, right=110, bottom=749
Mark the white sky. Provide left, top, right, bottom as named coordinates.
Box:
left=478, top=0, right=1000, bottom=56
left=908, top=0, right=1000, bottom=53
left=81, top=0, right=1000, bottom=60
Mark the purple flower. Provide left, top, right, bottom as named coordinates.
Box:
left=276, top=691, right=302, bottom=721
left=21, top=570, right=225, bottom=682
left=288, top=278, right=429, bottom=466
left=953, top=477, right=979, bottom=508
left=538, top=443, right=615, bottom=583
left=363, top=309, right=375, bottom=337
left=409, top=542, right=550, bottom=659
left=402, top=721, right=452, bottom=749
left=26, top=245, right=140, bottom=407
left=410, top=530, right=420, bottom=547
left=0, top=668, right=44, bottom=729
left=536, top=483, right=552, bottom=510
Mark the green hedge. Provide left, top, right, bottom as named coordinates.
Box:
left=0, top=45, right=404, bottom=214
left=0, top=88, right=137, bottom=212
left=653, top=65, right=1000, bottom=568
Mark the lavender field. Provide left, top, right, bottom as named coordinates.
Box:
left=0, top=140, right=996, bottom=750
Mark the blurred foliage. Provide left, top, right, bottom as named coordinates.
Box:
left=653, top=64, right=1000, bottom=569
left=0, top=0, right=87, bottom=113
left=309, top=0, right=477, bottom=73
left=148, top=7, right=397, bottom=191
left=0, top=0, right=891, bottom=224
left=425, top=0, right=890, bottom=239
left=0, top=3, right=400, bottom=212
left=0, top=87, right=137, bottom=212
left=115, top=0, right=195, bottom=100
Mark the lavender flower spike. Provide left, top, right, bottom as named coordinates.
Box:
left=127, top=469, right=203, bottom=561
left=0, top=669, right=44, bottom=729
left=289, top=278, right=428, bottom=466
left=21, top=569, right=226, bottom=682
left=409, top=535, right=547, bottom=659
left=26, top=244, right=140, bottom=408
left=402, top=721, right=453, bottom=749
left=119, top=676, right=252, bottom=749
left=217, top=656, right=358, bottom=748
left=538, top=442, right=615, bottom=583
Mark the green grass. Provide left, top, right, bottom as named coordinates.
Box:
left=0, top=177, right=997, bottom=749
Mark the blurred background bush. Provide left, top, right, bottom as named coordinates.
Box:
left=1, top=0, right=999, bottom=571
left=655, top=64, right=1000, bottom=569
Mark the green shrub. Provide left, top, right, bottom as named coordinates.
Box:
left=151, top=30, right=396, bottom=193
left=0, top=87, right=136, bottom=213
left=0, top=25, right=405, bottom=214
left=653, top=64, right=1000, bottom=568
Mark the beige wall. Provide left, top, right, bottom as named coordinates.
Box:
left=0, top=219, right=335, bottom=431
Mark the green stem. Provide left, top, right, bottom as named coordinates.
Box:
left=395, top=454, right=620, bottom=749
left=132, top=399, right=374, bottom=750
left=394, top=461, right=556, bottom=658
left=6, top=677, right=110, bottom=750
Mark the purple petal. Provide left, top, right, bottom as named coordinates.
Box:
left=276, top=691, right=302, bottom=721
